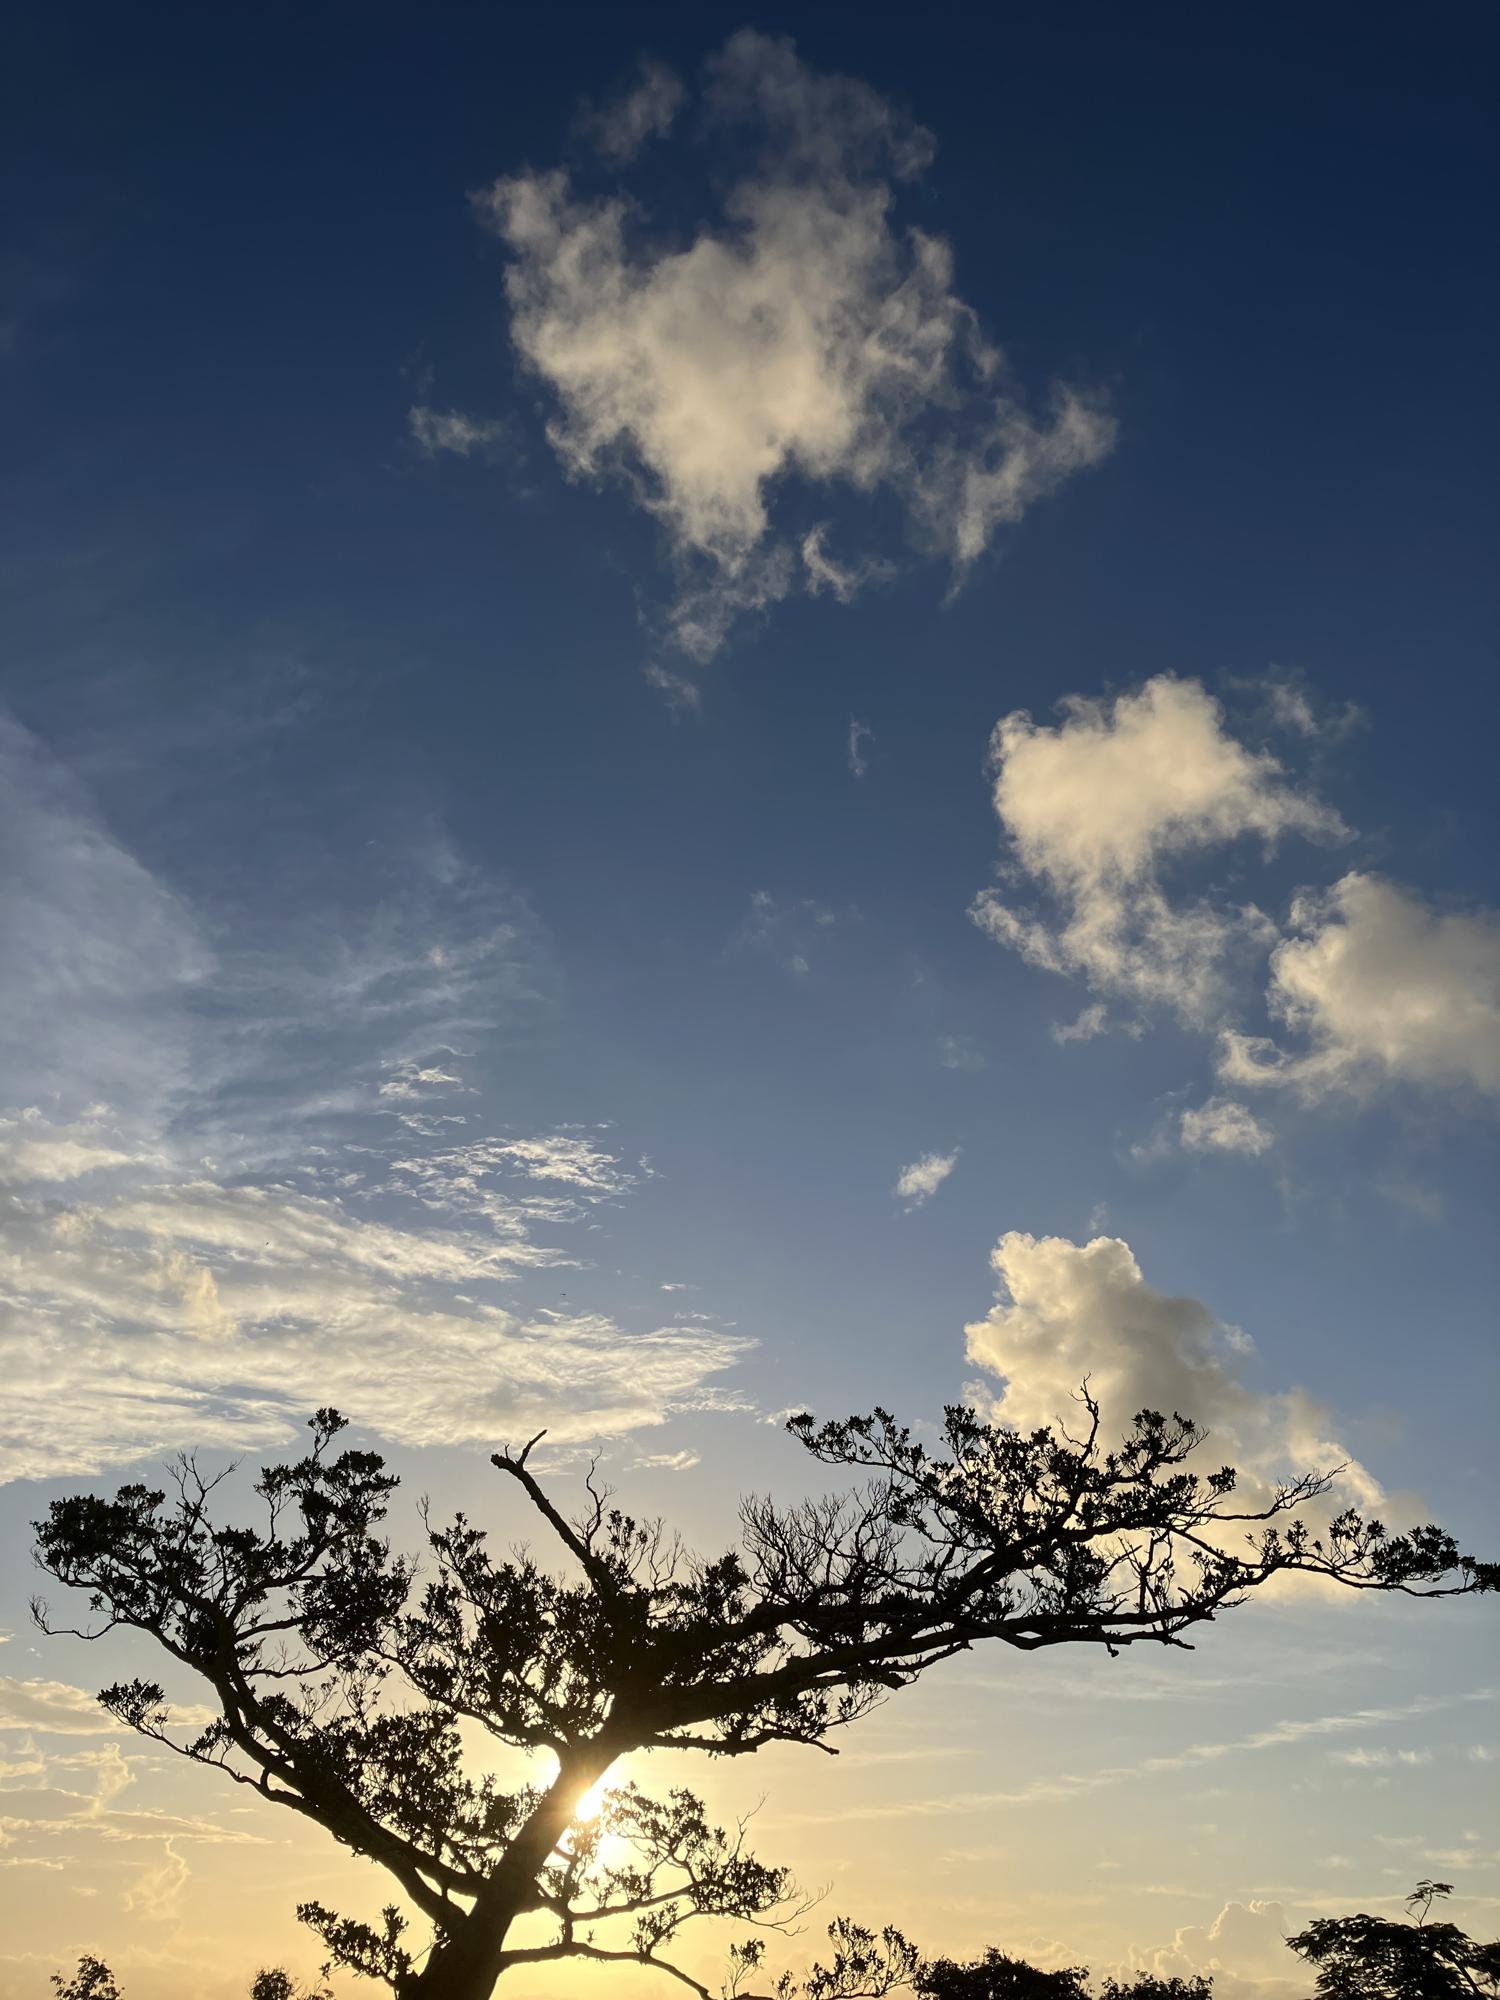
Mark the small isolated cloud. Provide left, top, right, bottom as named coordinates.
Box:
left=643, top=661, right=704, bottom=713
left=972, top=675, right=1346, bottom=1026
left=936, top=1033, right=985, bottom=1072
left=731, top=888, right=856, bottom=976
left=579, top=57, right=685, bottom=165
left=1051, top=1001, right=1110, bottom=1045
left=1179, top=1097, right=1274, bottom=1157
left=408, top=405, right=512, bottom=459
left=1330, top=1746, right=1431, bottom=1768
left=627, top=1448, right=701, bottom=1472
left=1220, top=872, right=1500, bottom=1102
left=895, top=1148, right=959, bottom=1209
left=477, top=30, right=1112, bottom=669
left=1261, top=669, right=1365, bottom=743
left=847, top=716, right=874, bottom=779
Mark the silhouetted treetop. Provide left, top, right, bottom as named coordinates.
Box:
left=32, top=1397, right=1494, bottom=2000
left=1288, top=1879, right=1500, bottom=1998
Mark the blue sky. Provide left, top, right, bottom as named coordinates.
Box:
left=1, top=7, right=1497, bottom=1995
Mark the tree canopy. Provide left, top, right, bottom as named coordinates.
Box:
left=32, top=1397, right=1495, bottom=2000
left=1287, top=1880, right=1500, bottom=1998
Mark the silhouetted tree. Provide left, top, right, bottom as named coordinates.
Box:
left=250, top=1968, right=335, bottom=2000
left=32, top=1399, right=1494, bottom=2000
left=1097, top=1981, right=1213, bottom=1999
left=916, top=1947, right=1090, bottom=1997
left=50, top=1961, right=121, bottom=2000
left=1287, top=1879, right=1500, bottom=1997
left=914, top=1954, right=1211, bottom=1999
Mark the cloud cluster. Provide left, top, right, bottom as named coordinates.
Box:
left=479, top=31, right=1113, bottom=665
left=972, top=676, right=1345, bottom=1027
left=1220, top=872, right=1500, bottom=1102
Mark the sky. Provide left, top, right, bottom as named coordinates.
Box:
left=1, top=4, right=1497, bottom=1995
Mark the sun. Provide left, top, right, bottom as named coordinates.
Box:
left=573, top=1778, right=609, bottom=1825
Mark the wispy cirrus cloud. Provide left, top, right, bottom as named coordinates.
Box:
left=477, top=30, right=1113, bottom=673
left=779, top=1685, right=1496, bottom=1824
left=0, top=715, right=749, bottom=1481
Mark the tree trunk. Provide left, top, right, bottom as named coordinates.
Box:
left=402, top=1742, right=622, bottom=2000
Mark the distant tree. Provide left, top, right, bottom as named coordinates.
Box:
left=1287, top=1879, right=1500, bottom=1997
left=1097, top=1981, right=1213, bottom=1999
left=250, top=1969, right=335, bottom=2000
left=916, top=1947, right=1091, bottom=1996
left=32, top=1399, right=1494, bottom=2000
left=50, top=1961, right=122, bottom=2000
left=914, top=1951, right=1211, bottom=1999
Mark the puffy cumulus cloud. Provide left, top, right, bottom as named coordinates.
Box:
left=1179, top=1096, right=1275, bottom=1157
left=894, top=1149, right=959, bottom=1210
left=965, top=1232, right=1382, bottom=1523
left=478, top=30, right=1112, bottom=666
left=1220, top=872, right=1500, bottom=1103
left=0, top=722, right=748, bottom=1483
left=1124, top=1899, right=1302, bottom=2000
left=972, top=676, right=1345, bottom=1025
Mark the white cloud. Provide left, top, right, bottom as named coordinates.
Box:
left=478, top=30, right=1112, bottom=663
left=895, top=1149, right=959, bottom=1209
left=965, top=1231, right=1381, bottom=1521
left=627, top=1448, right=701, bottom=1472
left=407, top=405, right=511, bottom=458
left=1330, top=1746, right=1431, bottom=1767
left=846, top=716, right=873, bottom=779
left=0, top=1680, right=127, bottom=1736
left=1220, top=872, right=1500, bottom=1101
left=1179, top=1097, right=1274, bottom=1157
left=0, top=1113, right=139, bottom=1185
left=579, top=57, right=685, bottom=165
left=972, top=676, right=1346, bottom=1024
